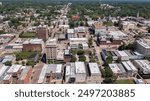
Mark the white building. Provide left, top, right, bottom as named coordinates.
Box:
left=134, top=79, right=145, bottom=84
left=74, top=27, right=86, bottom=33
left=116, top=50, right=129, bottom=61
left=67, top=29, right=77, bottom=39
left=46, top=38, right=57, bottom=60
left=0, top=64, right=10, bottom=81
left=5, top=44, right=23, bottom=53
left=38, top=64, right=47, bottom=84
left=133, top=60, right=150, bottom=74
left=121, top=21, right=136, bottom=31
left=69, top=38, right=88, bottom=49
left=38, top=64, right=62, bottom=84
left=65, top=63, right=76, bottom=83
left=122, top=61, right=138, bottom=76
left=87, top=63, right=101, bottom=84
left=75, top=62, right=86, bottom=83
left=108, top=31, right=127, bottom=40
left=109, top=63, right=127, bottom=78
left=136, top=39, right=150, bottom=57
left=57, top=51, right=64, bottom=61
left=7, top=65, right=22, bottom=77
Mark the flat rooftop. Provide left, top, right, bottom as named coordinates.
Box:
left=7, top=65, right=22, bottom=74
left=67, top=29, right=74, bottom=34
left=116, top=50, right=128, bottom=57
left=136, top=39, right=150, bottom=49
left=65, top=63, right=76, bottom=76
left=122, top=61, right=137, bottom=72
left=75, top=62, right=86, bottom=74
left=23, top=39, right=43, bottom=44
left=88, top=63, right=101, bottom=74
left=109, top=63, right=122, bottom=74
left=46, top=38, right=57, bottom=46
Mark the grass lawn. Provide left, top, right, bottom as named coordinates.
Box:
left=20, top=32, right=36, bottom=38
left=15, top=52, right=38, bottom=61
left=114, top=79, right=135, bottom=84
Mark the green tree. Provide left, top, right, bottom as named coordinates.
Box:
left=88, top=37, right=93, bottom=48
left=26, top=60, right=35, bottom=67
left=100, top=68, right=106, bottom=78
left=15, top=61, right=19, bottom=64
left=106, top=56, right=113, bottom=64
left=79, top=55, right=86, bottom=62
left=22, top=61, right=25, bottom=66
left=70, top=56, right=77, bottom=62
left=4, top=61, right=12, bottom=66
left=77, top=50, right=85, bottom=56
left=105, top=66, right=113, bottom=78
left=80, top=21, right=84, bottom=26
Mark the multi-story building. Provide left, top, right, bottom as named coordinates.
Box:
left=67, top=29, right=77, bottom=39
left=23, top=39, right=44, bottom=52
left=46, top=38, right=57, bottom=60
left=136, top=39, right=150, bottom=57
left=69, top=38, right=88, bottom=49
left=37, top=25, right=49, bottom=41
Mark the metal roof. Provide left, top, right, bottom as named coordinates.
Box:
left=38, top=64, right=47, bottom=83
left=7, top=65, right=22, bottom=74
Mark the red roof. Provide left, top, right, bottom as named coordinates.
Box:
left=72, top=16, right=80, bottom=20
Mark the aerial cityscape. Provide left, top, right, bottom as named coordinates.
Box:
left=0, top=0, right=150, bottom=84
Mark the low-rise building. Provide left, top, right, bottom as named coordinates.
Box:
left=65, top=63, right=76, bottom=83
left=69, top=38, right=88, bottom=49
left=18, top=66, right=32, bottom=84
left=7, top=64, right=22, bottom=77
left=133, top=60, right=150, bottom=75
left=122, top=61, right=138, bottom=76
left=3, top=74, right=12, bottom=84
left=87, top=63, right=101, bottom=84
left=134, top=79, right=145, bottom=84
left=0, top=64, right=10, bottom=81
left=121, top=21, right=136, bottom=31
left=108, top=31, right=127, bottom=40
left=74, top=27, right=86, bottom=38
left=116, top=50, right=129, bottom=61
left=5, top=44, right=23, bottom=53
left=101, top=49, right=118, bottom=62
left=57, top=51, right=64, bottom=61
left=2, top=55, right=15, bottom=64
left=75, top=62, right=86, bottom=83
left=38, top=64, right=63, bottom=84
left=109, top=63, right=127, bottom=78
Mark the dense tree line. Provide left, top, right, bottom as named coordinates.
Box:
left=67, top=2, right=150, bottom=19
